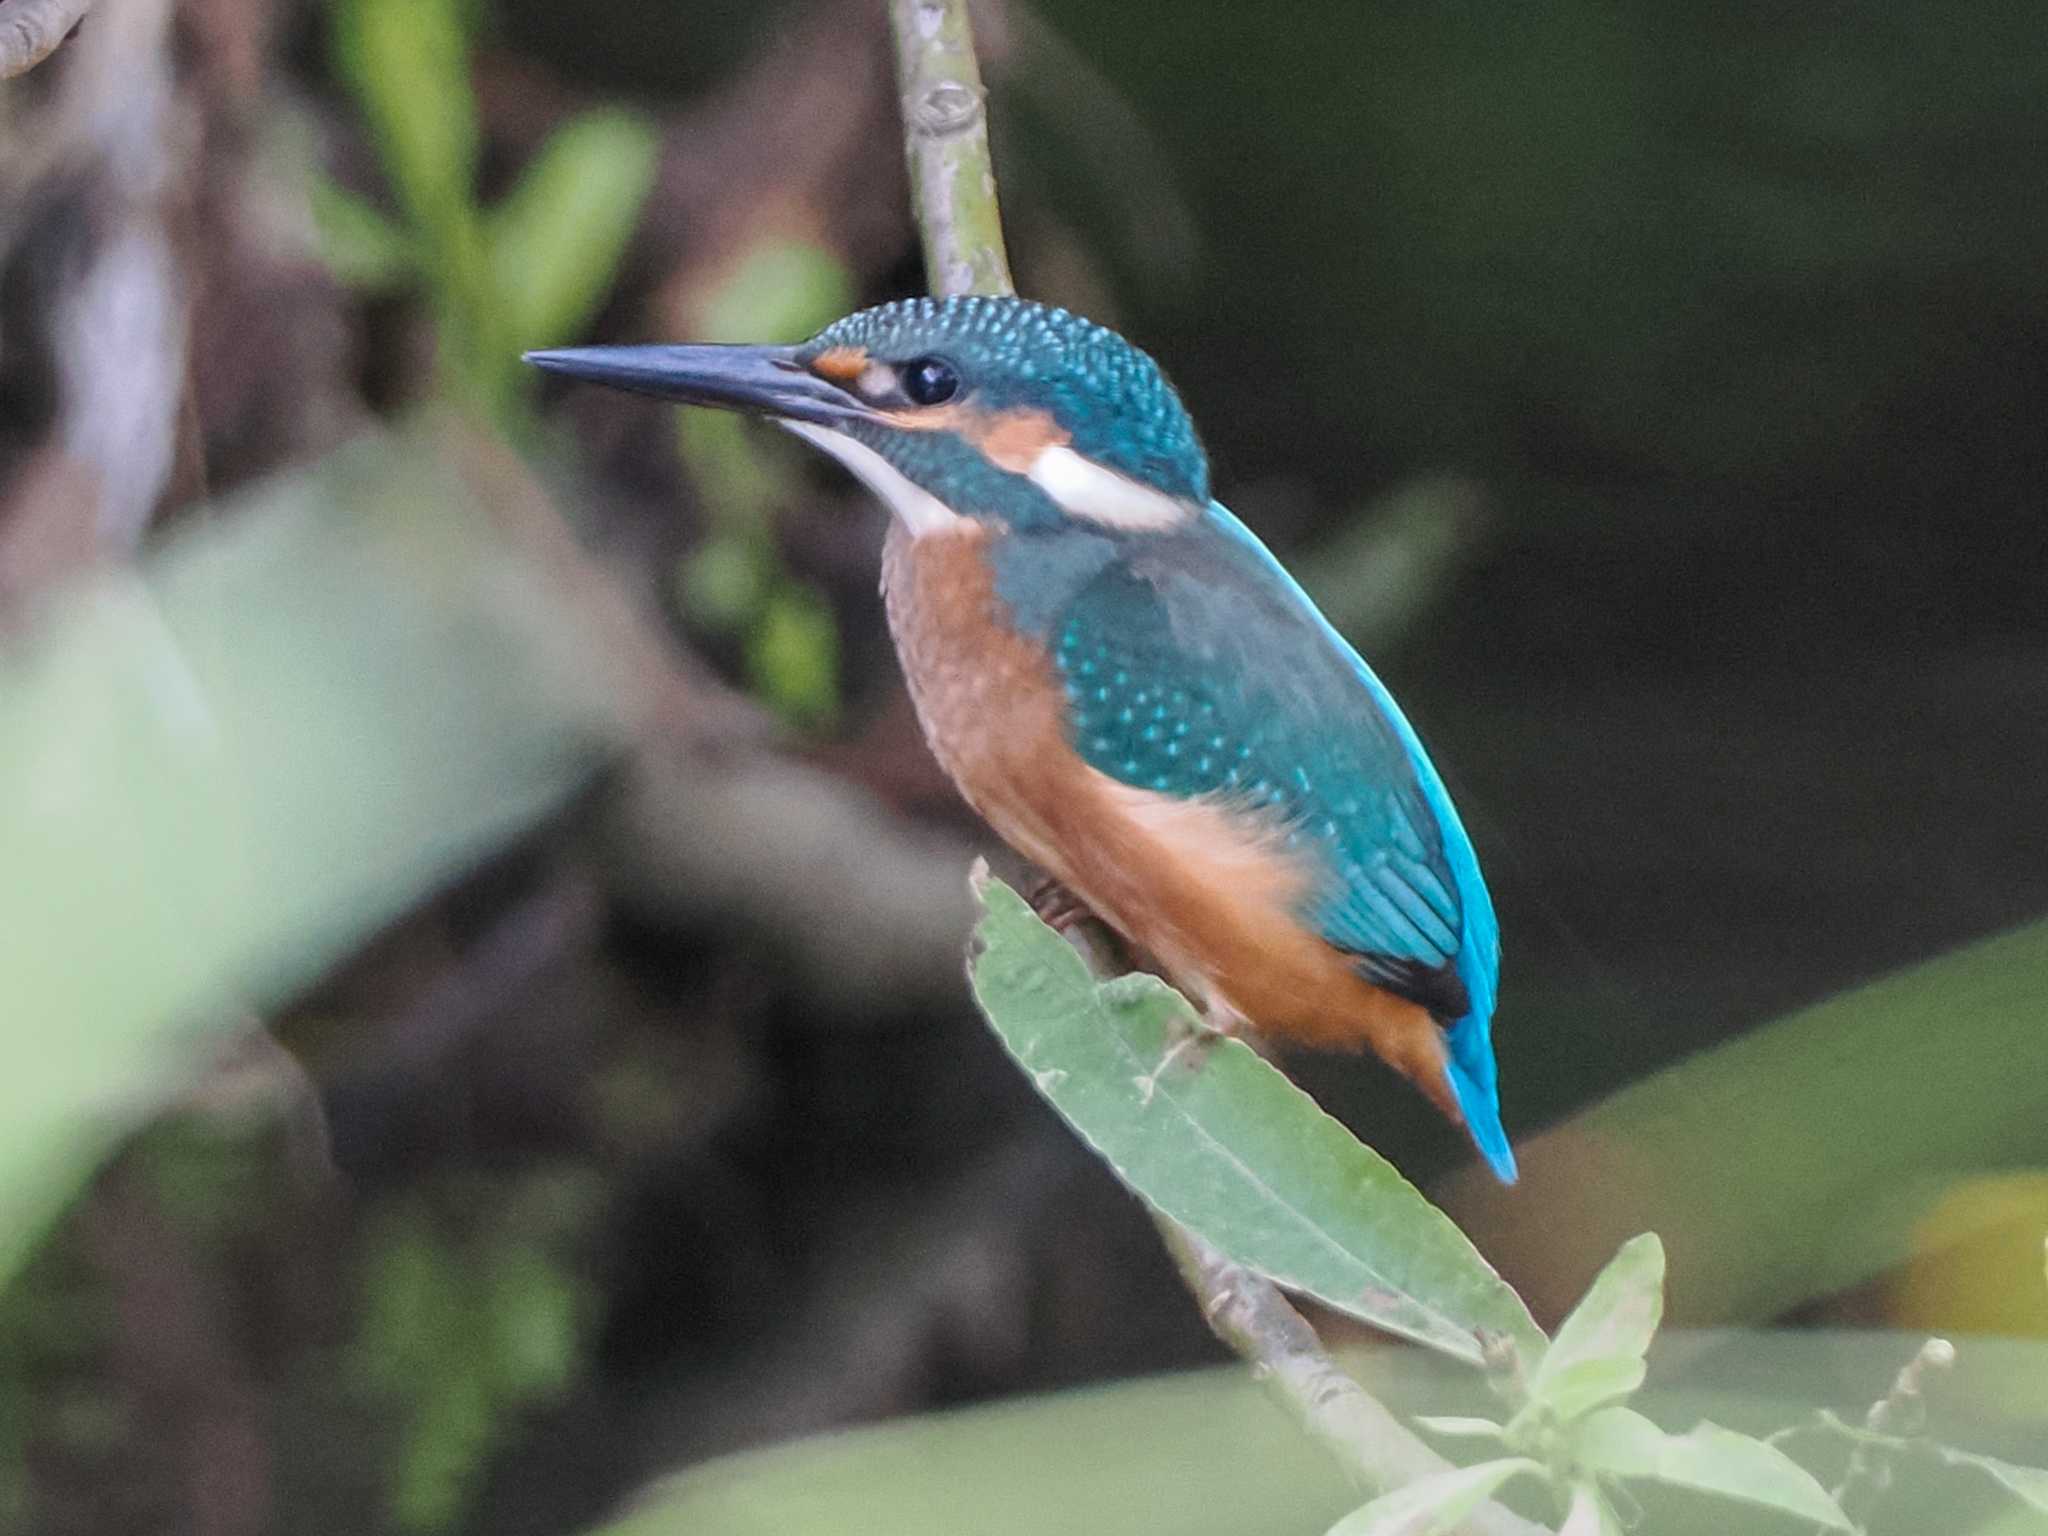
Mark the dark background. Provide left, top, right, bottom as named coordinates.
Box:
left=1, top=0, right=2045, bottom=1531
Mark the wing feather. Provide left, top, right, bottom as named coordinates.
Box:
left=1046, top=505, right=1486, bottom=1016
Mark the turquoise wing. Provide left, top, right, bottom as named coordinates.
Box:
left=1045, top=502, right=1513, bottom=1178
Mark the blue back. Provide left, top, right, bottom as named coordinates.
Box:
left=994, top=505, right=1514, bottom=1180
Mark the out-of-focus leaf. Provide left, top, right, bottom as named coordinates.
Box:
left=1556, top=1485, right=1622, bottom=1536
left=675, top=411, right=785, bottom=526
left=1571, top=1407, right=1851, bottom=1529
left=692, top=239, right=853, bottom=345
left=488, top=108, right=658, bottom=356
left=1414, top=1416, right=1507, bottom=1441
left=1523, top=1234, right=1663, bottom=1422
left=1935, top=1445, right=2048, bottom=1514
left=967, top=878, right=1545, bottom=1366
left=1441, top=918, right=2048, bottom=1330
left=354, top=1173, right=594, bottom=1533
left=332, top=0, right=478, bottom=241
left=485, top=1247, right=582, bottom=1400
left=748, top=583, right=840, bottom=728
left=580, top=1331, right=2048, bottom=1536
left=1296, top=474, right=1489, bottom=651
left=679, top=534, right=770, bottom=632
left=592, top=1365, right=1359, bottom=1536
left=1889, top=1172, right=2048, bottom=1343
left=307, top=175, right=416, bottom=290
left=331, top=0, right=499, bottom=410
left=394, top=1367, right=491, bottom=1531
left=0, top=428, right=626, bottom=1287
left=1320, top=1457, right=1542, bottom=1536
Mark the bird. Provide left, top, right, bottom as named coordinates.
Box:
left=526, top=296, right=1515, bottom=1183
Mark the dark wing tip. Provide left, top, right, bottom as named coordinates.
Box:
left=1351, top=951, right=1472, bottom=1022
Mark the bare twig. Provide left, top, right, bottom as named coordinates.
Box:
left=0, top=0, right=93, bottom=80
left=886, top=0, right=1014, bottom=297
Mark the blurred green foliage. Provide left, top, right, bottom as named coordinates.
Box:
left=318, top=0, right=657, bottom=425
left=320, top=0, right=846, bottom=727
left=2, top=0, right=2045, bottom=1528
left=355, top=1171, right=597, bottom=1530
left=1440, top=913, right=2048, bottom=1336
left=675, top=239, right=855, bottom=727
left=583, top=1331, right=2048, bottom=1536
left=0, top=429, right=622, bottom=1293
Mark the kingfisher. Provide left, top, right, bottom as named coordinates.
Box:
left=527, top=296, right=1515, bottom=1183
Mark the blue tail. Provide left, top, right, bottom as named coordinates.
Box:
left=1445, top=1015, right=1516, bottom=1183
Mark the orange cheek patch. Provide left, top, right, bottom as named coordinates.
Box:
left=871, top=403, right=1069, bottom=473
left=972, top=407, right=1071, bottom=473
left=811, top=346, right=868, bottom=382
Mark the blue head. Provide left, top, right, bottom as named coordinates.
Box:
left=527, top=296, right=1211, bottom=537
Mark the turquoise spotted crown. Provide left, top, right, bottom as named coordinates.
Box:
left=803, top=296, right=1211, bottom=505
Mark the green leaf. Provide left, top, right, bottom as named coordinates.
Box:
left=1440, top=916, right=2048, bottom=1329
left=967, top=878, right=1545, bottom=1366
left=332, top=0, right=478, bottom=239
left=488, top=108, right=659, bottom=356
left=1571, top=1407, right=1852, bottom=1529
left=589, top=1363, right=1358, bottom=1536
left=307, top=175, right=416, bottom=290
left=395, top=1368, right=492, bottom=1531
left=679, top=534, right=771, bottom=632
left=0, top=428, right=626, bottom=1288
left=1556, top=1485, right=1622, bottom=1536
left=1413, top=1416, right=1507, bottom=1441
left=748, top=582, right=840, bottom=729
left=692, top=239, right=854, bottom=345
left=1935, top=1445, right=2048, bottom=1514
left=1320, top=1458, right=1543, bottom=1536
left=1525, top=1233, right=1663, bottom=1420
left=331, top=0, right=500, bottom=410
left=484, top=1246, right=582, bottom=1400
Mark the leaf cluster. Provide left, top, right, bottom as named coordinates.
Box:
left=966, top=877, right=2048, bottom=1536
left=318, top=0, right=657, bottom=426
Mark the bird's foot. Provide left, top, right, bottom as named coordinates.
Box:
left=1025, top=873, right=1096, bottom=934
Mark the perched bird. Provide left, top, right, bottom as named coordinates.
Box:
left=527, top=297, right=1515, bottom=1182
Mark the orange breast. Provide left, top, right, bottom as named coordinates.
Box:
left=880, top=523, right=1462, bottom=1125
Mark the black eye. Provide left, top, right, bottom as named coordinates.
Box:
left=902, top=356, right=960, bottom=406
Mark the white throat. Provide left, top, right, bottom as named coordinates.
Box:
left=782, top=421, right=968, bottom=538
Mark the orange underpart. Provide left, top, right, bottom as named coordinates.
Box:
left=880, top=521, right=1464, bottom=1131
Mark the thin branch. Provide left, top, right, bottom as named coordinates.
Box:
left=0, top=0, right=93, bottom=80
left=886, top=0, right=1014, bottom=298
left=887, top=13, right=1543, bottom=1532
left=1159, top=1221, right=1548, bottom=1536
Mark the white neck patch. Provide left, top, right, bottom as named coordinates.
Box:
left=1026, top=444, right=1194, bottom=532
left=782, top=421, right=969, bottom=539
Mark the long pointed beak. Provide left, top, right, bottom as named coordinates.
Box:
left=523, top=343, right=871, bottom=426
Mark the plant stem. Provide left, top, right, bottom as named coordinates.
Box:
left=0, top=0, right=93, bottom=79
left=886, top=0, right=1015, bottom=298
left=1159, top=1221, right=1547, bottom=1536
left=888, top=17, right=1541, bottom=1534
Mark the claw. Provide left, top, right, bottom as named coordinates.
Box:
left=1026, top=872, right=1097, bottom=933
